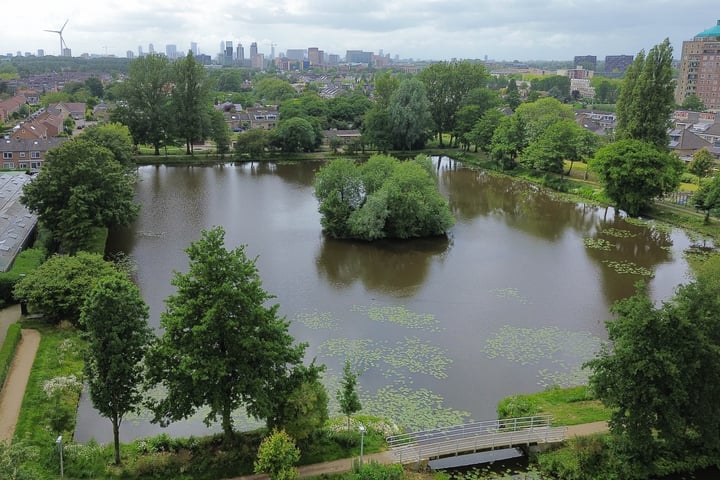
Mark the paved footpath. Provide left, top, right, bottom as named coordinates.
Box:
left=0, top=328, right=40, bottom=442
left=0, top=304, right=20, bottom=347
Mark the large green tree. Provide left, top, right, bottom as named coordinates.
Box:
left=615, top=39, right=675, bottom=149
left=591, top=139, right=683, bottom=216
left=693, top=173, right=720, bottom=221
left=419, top=62, right=489, bottom=146
left=688, top=148, right=715, bottom=183
left=388, top=78, right=433, bottom=150
left=522, top=120, right=598, bottom=175
left=13, top=253, right=124, bottom=324
left=273, top=117, right=319, bottom=153
left=233, top=128, right=270, bottom=159
left=81, top=275, right=153, bottom=465
left=79, top=122, right=135, bottom=168
left=171, top=51, right=212, bottom=154
left=113, top=53, right=171, bottom=155
left=20, top=139, right=139, bottom=253
left=145, top=226, right=313, bottom=445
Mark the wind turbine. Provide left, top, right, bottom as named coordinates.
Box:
left=44, top=19, right=69, bottom=56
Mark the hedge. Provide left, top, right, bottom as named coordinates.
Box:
left=0, top=248, right=46, bottom=305
left=0, top=323, right=22, bottom=389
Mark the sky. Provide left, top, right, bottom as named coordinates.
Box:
left=2, top=0, right=719, bottom=62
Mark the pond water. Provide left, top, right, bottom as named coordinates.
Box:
left=74, top=158, right=703, bottom=443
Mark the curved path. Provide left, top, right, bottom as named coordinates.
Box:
left=0, top=328, right=40, bottom=443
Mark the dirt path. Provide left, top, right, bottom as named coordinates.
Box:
left=565, top=421, right=609, bottom=437
left=0, top=329, right=40, bottom=443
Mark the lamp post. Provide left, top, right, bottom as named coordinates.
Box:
left=56, top=435, right=64, bottom=478
left=358, top=423, right=366, bottom=466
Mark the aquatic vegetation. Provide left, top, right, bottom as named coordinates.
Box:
left=489, top=287, right=529, bottom=303
left=352, top=304, right=442, bottom=332
left=295, top=310, right=338, bottom=330
left=602, top=260, right=654, bottom=277
left=583, top=238, right=614, bottom=251
left=600, top=227, right=636, bottom=238
left=362, top=385, right=471, bottom=431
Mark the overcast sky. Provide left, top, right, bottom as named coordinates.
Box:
left=3, top=0, right=719, bottom=62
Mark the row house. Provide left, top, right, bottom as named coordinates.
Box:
left=48, top=102, right=86, bottom=121
left=0, top=137, right=67, bottom=170
left=238, top=107, right=279, bottom=130
left=0, top=95, right=26, bottom=122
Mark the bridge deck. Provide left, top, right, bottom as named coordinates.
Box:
left=386, top=416, right=567, bottom=464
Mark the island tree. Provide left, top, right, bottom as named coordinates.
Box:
left=590, top=139, right=683, bottom=216
left=145, top=226, right=314, bottom=445
left=81, top=275, right=153, bottom=465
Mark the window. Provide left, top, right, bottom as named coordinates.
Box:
left=20, top=152, right=25, bottom=158
left=30, top=162, right=41, bottom=169
left=31, top=151, right=40, bottom=159
left=2, top=152, right=11, bottom=159
left=19, top=163, right=27, bottom=169
left=3, top=162, right=14, bottom=169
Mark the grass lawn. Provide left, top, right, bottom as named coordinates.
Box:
left=499, top=385, right=612, bottom=427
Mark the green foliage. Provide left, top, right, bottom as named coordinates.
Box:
left=680, top=93, right=705, bottom=112
left=0, top=441, right=44, bottom=480
left=274, top=117, right=319, bottom=152
left=590, top=139, right=683, bottom=216
left=338, top=360, right=362, bottom=429
left=81, top=275, right=153, bottom=465
left=514, top=97, right=574, bottom=145
left=79, top=122, right=135, bottom=168
left=388, top=78, right=433, bottom=150
left=0, top=322, right=21, bottom=388
left=269, top=370, right=329, bottom=441
left=254, top=77, right=298, bottom=103
left=0, top=248, right=46, bottom=304
left=233, top=128, right=270, bottom=159
left=615, top=39, right=675, bottom=149
left=19, top=138, right=139, bottom=253
left=688, top=148, right=715, bottom=182
left=146, top=226, right=312, bottom=445
left=522, top=119, right=598, bottom=175
left=254, top=429, right=301, bottom=480
left=172, top=52, right=213, bottom=155
left=315, top=155, right=454, bottom=240
left=497, top=395, right=540, bottom=419
left=13, top=253, right=125, bottom=324
left=352, top=460, right=403, bottom=480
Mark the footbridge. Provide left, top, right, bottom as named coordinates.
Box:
left=386, top=415, right=567, bottom=464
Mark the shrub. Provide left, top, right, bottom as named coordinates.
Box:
left=0, top=248, right=46, bottom=304
left=352, top=460, right=403, bottom=480
left=497, top=394, right=540, bottom=419
left=0, top=323, right=22, bottom=388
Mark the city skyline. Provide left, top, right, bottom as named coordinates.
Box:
left=2, top=0, right=718, bottom=62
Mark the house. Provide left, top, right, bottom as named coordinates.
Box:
left=11, top=121, right=48, bottom=140
left=48, top=102, right=87, bottom=121
left=237, top=107, right=279, bottom=130
left=669, top=127, right=714, bottom=160
left=0, top=137, right=67, bottom=170
left=0, top=95, right=27, bottom=122
left=324, top=129, right=361, bottom=145
left=577, top=110, right=616, bottom=136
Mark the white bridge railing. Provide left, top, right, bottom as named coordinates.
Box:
left=386, top=415, right=567, bottom=464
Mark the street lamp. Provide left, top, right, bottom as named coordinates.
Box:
left=56, top=435, right=64, bottom=478
left=358, top=423, right=366, bottom=466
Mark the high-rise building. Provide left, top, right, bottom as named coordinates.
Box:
left=237, top=43, right=244, bottom=62
left=250, top=42, right=258, bottom=59
left=148, top=43, right=155, bottom=54
left=37, top=49, right=44, bottom=57
left=573, top=55, right=597, bottom=71
left=604, top=55, right=633, bottom=73
left=166, top=44, right=177, bottom=60
left=308, top=47, right=323, bottom=66
left=126, top=50, right=135, bottom=59
left=346, top=50, right=373, bottom=65
left=138, top=45, right=144, bottom=57
left=191, top=42, right=198, bottom=56
left=676, top=20, right=720, bottom=111
left=252, top=52, right=264, bottom=69
left=286, top=49, right=305, bottom=61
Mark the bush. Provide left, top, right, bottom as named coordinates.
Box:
left=0, top=322, right=22, bottom=388
left=352, top=460, right=403, bottom=480
left=497, top=395, right=540, bottom=419
left=0, top=248, right=46, bottom=304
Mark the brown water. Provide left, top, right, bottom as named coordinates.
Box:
left=74, top=158, right=702, bottom=443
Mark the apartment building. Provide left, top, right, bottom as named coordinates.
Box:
left=675, top=20, right=720, bottom=112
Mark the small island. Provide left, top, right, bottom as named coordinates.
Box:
left=314, top=154, right=455, bottom=240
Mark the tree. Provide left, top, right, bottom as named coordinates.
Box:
left=680, top=93, right=705, bottom=112
left=361, top=107, right=393, bottom=152
left=419, top=62, right=490, bottom=146
left=504, top=79, right=521, bottom=110
left=13, top=253, right=124, bottom=324
left=337, top=360, right=362, bottom=430
left=490, top=115, right=525, bottom=170
left=145, top=226, right=312, bottom=445
left=79, top=122, right=135, bottom=168
left=521, top=120, right=598, bottom=175
left=388, top=78, right=433, bottom=150
left=233, top=128, right=270, bottom=159
left=615, top=39, right=675, bottom=149
left=208, top=108, right=231, bottom=156
left=314, top=159, right=364, bottom=238
left=688, top=148, right=715, bottom=183
left=273, top=117, right=318, bottom=152
left=514, top=97, right=574, bottom=145
left=591, top=139, right=684, bottom=216
left=254, top=77, right=297, bottom=103
left=268, top=371, right=328, bottom=441
left=693, top=173, right=720, bottom=222
left=254, top=429, right=300, bottom=480
left=467, top=108, right=504, bottom=153
left=84, top=76, right=104, bottom=98
left=20, top=139, right=139, bottom=253
left=115, top=53, right=171, bottom=155
left=171, top=52, right=212, bottom=154
left=587, top=267, right=720, bottom=469
left=81, top=275, right=153, bottom=465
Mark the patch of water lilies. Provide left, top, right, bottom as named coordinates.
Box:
left=583, top=238, right=614, bottom=251
left=489, top=287, right=528, bottom=304
left=537, top=366, right=592, bottom=389
left=295, top=310, right=338, bottom=330
left=624, top=216, right=674, bottom=234
left=600, top=227, right=636, bottom=238
left=602, top=260, right=654, bottom=277
left=318, top=337, right=451, bottom=379
left=362, top=385, right=472, bottom=431
left=449, top=465, right=542, bottom=480
left=351, top=304, right=442, bottom=332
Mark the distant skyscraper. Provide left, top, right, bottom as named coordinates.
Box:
left=148, top=43, right=155, bottom=54
left=676, top=20, right=720, bottom=111
left=37, top=49, right=44, bottom=57
left=250, top=42, right=258, bottom=59
left=604, top=55, right=633, bottom=73
left=573, top=55, right=597, bottom=71
left=191, top=42, right=198, bottom=56
left=138, top=45, right=144, bottom=57
left=308, top=47, right=320, bottom=66
left=126, top=50, right=134, bottom=59
left=166, top=44, right=177, bottom=60
left=286, top=49, right=305, bottom=61
left=252, top=52, right=264, bottom=69
left=237, top=43, right=244, bottom=62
